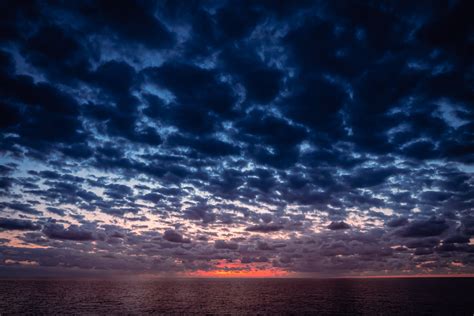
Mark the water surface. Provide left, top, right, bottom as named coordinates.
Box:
left=1, top=278, right=473, bottom=315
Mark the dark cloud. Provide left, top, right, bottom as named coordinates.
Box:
left=65, top=1, right=175, bottom=49
left=93, top=61, right=137, bottom=98
left=183, top=204, right=216, bottom=224
left=443, top=234, right=470, bottom=244
left=214, top=240, right=239, bottom=250
left=167, top=134, right=239, bottom=157
left=245, top=224, right=284, bottom=233
left=1, top=202, right=41, bottom=215
left=0, top=0, right=472, bottom=277
left=142, top=61, right=237, bottom=125
left=0, top=218, right=40, bottom=231
left=46, top=207, right=66, bottom=216
left=386, top=217, right=409, bottom=228
left=163, top=230, right=190, bottom=244
left=241, top=256, right=269, bottom=264
left=22, top=24, right=91, bottom=82
left=220, top=48, right=283, bottom=104
left=43, top=223, right=95, bottom=241
left=327, top=222, right=351, bottom=230
left=398, top=218, right=449, bottom=238
left=346, top=168, right=399, bottom=188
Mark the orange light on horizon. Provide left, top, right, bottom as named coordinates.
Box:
left=182, top=260, right=291, bottom=278
left=186, top=269, right=289, bottom=278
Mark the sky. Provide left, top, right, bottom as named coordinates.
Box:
left=0, top=0, right=473, bottom=278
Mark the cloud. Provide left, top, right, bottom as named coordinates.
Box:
left=0, top=0, right=473, bottom=277
left=64, top=1, right=175, bottom=49
left=183, top=204, right=216, bottom=224
left=327, top=222, right=351, bottom=230
left=163, top=230, right=190, bottom=243
left=245, top=225, right=284, bottom=233
left=443, top=234, right=470, bottom=244
left=214, top=240, right=239, bottom=250
left=43, top=224, right=95, bottom=241
left=386, top=217, right=409, bottom=228
left=0, top=218, right=40, bottom=231
left=398, top=218, right=449, bottom=237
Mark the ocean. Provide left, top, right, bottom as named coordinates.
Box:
left=0, top=278, right=473, bottom=315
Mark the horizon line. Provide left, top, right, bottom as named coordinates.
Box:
left=1, top=274, right=474, bottom=281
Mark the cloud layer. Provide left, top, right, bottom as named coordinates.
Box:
left=0, top=0, right=473, bottom=277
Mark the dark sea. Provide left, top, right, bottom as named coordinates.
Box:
left=0, top=278, right=473, bottom=315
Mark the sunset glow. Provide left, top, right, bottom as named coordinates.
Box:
left=183, top=260, right=291, bottom=278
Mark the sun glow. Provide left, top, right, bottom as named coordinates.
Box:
left=183, top=260, right=291, bottom=278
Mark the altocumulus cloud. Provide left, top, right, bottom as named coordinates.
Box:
left=0, top=0, right=473, bottom=278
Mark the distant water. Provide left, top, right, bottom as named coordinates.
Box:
left=1, top=278, right=473, bottom=315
